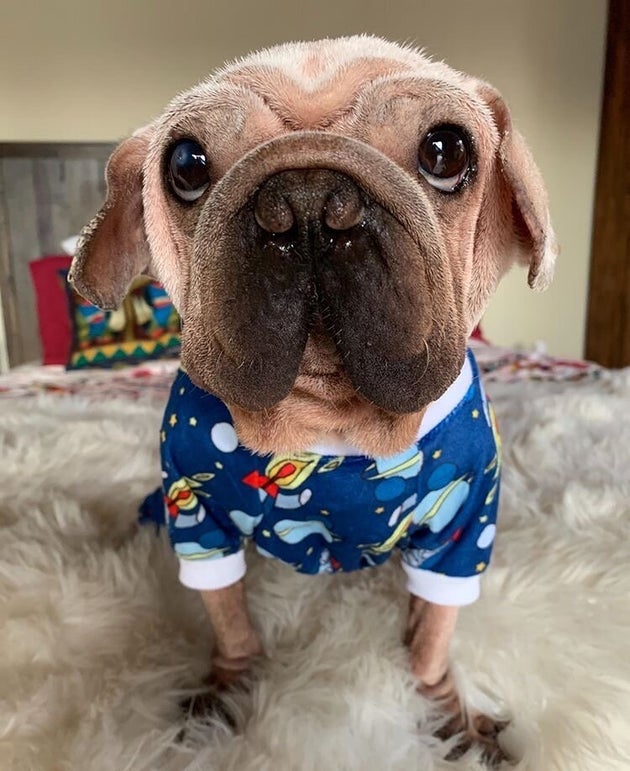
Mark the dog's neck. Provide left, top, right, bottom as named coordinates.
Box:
left=229, top=354, right=473, bottom=458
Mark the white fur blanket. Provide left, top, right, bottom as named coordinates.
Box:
left=1, top=371, right=629, bottom=771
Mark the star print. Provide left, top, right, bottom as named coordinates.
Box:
left=432, top=450, right=442, bottom=459
left=189, top=417, right=197, bottom=427
left=476, top=561, right=487, bottom=572
left=375, top=506, right=385, bottom=514
left=179, top=387, right=185, bottom=396
left=306, top=547, right=314, bottom=556
left=168, top=413, right=177, bottom=427
left=479, top=515, right=488, bottom=523
left=472, top=409, right=480, bottom=419
left=160, top=430, right=166, bottom=443
left=320, top=509, right=330, bottom=516
left=215, top=461, right=224, bottom=470
left=262, top=529, right=271, bottom=537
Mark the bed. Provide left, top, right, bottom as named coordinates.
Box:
left=1, top=338, right=627, bottom=771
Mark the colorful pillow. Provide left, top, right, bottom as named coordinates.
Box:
left=470, top=324, right=487, bottom=343
left=62, top=272, right=181, bottom=369
left=29, top=255, right=74, bottom=365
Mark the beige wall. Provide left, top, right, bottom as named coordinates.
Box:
left=1, top=0, right=607, bottom=356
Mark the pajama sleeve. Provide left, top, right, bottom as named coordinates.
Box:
left=161, top=423, right=247, bottom=591
left=163, top=466, right=247, bottom=590
left=398, top=394, right=501, bottom=607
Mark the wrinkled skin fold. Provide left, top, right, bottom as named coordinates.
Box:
left=182, top=132, right=465, bottom=415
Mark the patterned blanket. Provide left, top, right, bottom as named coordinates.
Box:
left=0, top=360, right=180, bottom=401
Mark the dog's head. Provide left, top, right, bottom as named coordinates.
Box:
left=70, top=36, right=556, bottom=452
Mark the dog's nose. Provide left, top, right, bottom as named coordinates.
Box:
left=254, top=169, right=365, bottom=238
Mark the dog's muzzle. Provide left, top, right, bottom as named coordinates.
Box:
left=182, top=132, right=464, bottom=414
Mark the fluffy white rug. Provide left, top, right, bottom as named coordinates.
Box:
left=1, top=371, right=629, bottom=771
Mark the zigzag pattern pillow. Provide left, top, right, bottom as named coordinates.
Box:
left=62, top=272, right=181, bottom=369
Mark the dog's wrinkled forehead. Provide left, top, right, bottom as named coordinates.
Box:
left=147, top=37, right=498, bottom=178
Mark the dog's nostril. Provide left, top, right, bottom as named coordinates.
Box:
left=254, top=191, right=295, bottom=234
left=324, top=187, right=364, bottom=231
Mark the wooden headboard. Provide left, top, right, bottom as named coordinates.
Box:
left=0, top=142, right=115, bottom=367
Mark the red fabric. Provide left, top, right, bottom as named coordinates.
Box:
left=29, top=255, right=73, bottom=365
left=470, top=324, right=487, bottom=343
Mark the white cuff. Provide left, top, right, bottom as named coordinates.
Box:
left=178, top=550, right=246, bottom=591
left=402, top=563, right=481, bottom=606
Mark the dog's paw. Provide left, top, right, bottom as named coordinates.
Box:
left=418, top=672, right=511, bottom=766
left=440, top=712, right=511, bottom=767
left=177, top=653, right=263, bottom=737
left=179, top=684, right=239, bottom=729
left=177, top=667, right=256, bottom=740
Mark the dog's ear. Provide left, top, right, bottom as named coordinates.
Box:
left=478, top=84, right=558, bottom=290
left=69, top=128, right=153, bottom=309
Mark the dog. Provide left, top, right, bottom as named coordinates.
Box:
left=69, top=35, right=557, bottom=764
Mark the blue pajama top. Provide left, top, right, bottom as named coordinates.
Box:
left=141, top=350, right=501, bottom=605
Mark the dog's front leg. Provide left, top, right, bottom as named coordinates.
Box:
left=200, top=580, right=263, bottom=688
left=405, top=595, right=509, bottom=765
left=179, top=581, right=262, bottom=724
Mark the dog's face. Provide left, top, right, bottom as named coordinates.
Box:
left=70, top=36, right=556, bottom=452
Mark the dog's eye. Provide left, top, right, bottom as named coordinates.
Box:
left=418, top=127, right=470, bottom=193
left=167, top=139, right=210, bottom=202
